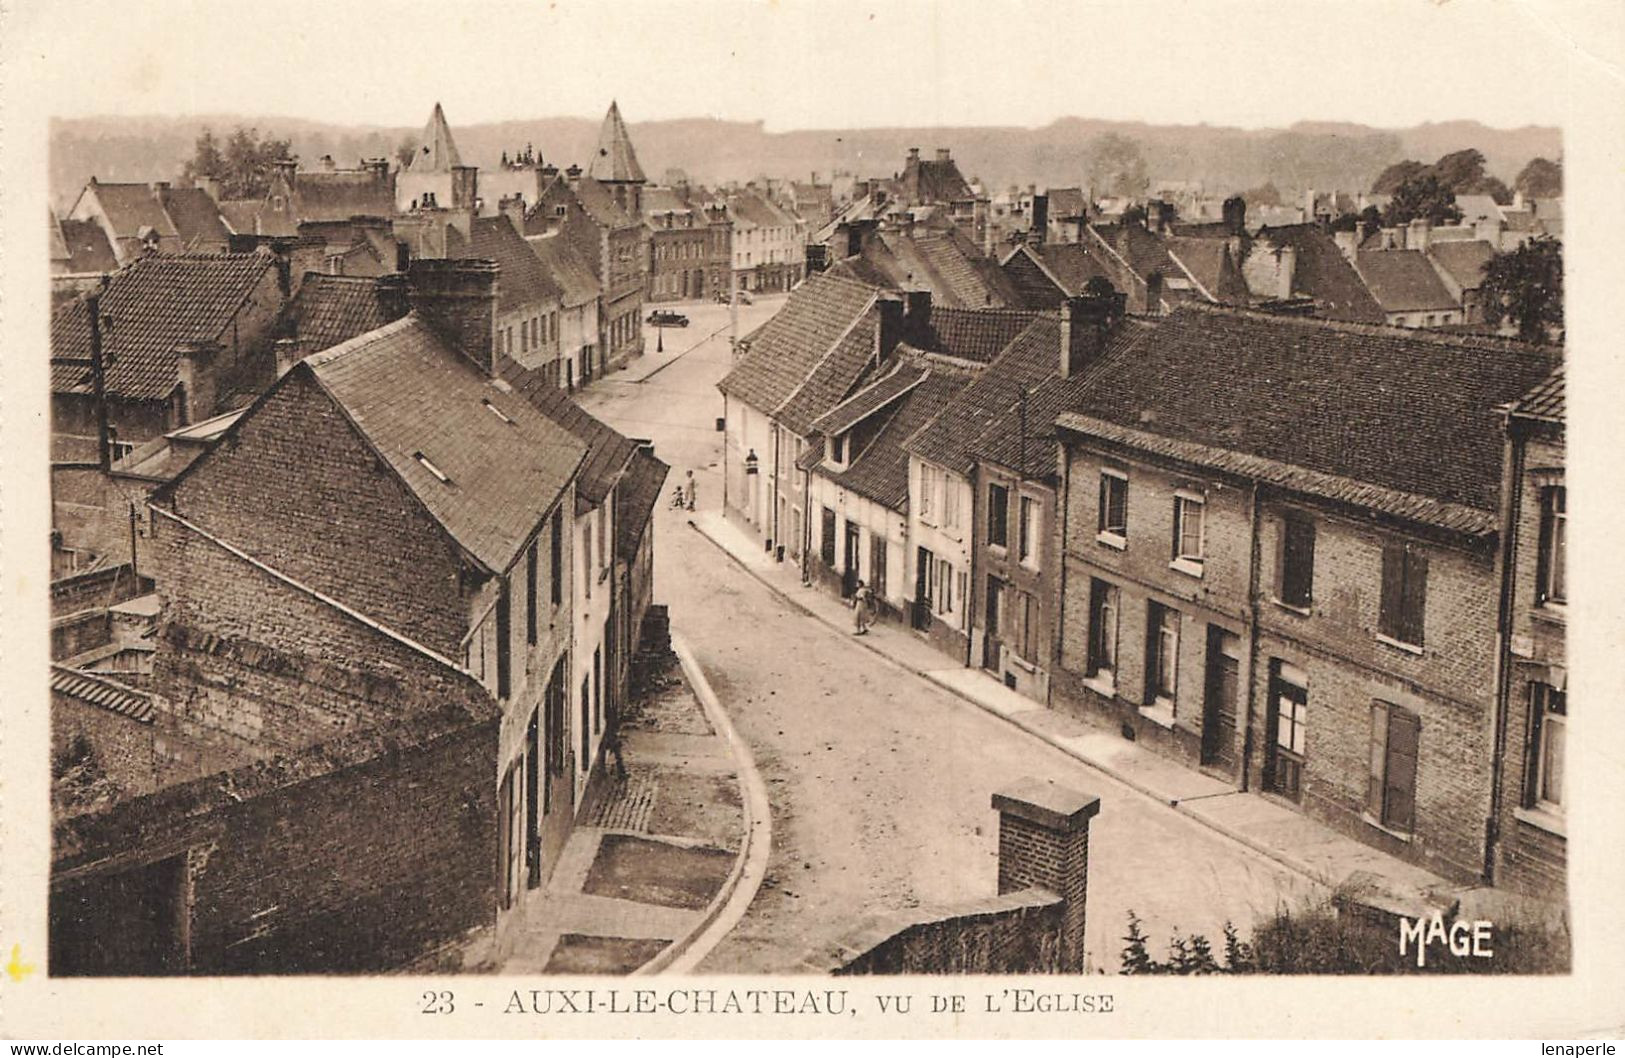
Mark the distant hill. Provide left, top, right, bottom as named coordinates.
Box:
left=49, top=114, right=1560, bottom=210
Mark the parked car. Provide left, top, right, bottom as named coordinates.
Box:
left=647, top=310, right=690, bottom=327
left=713, top=289, right=753, bottom=305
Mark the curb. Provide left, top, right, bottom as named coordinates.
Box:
left=633, top=632, right=773, bottom=975
left=688, top=517, right=1340, bottom=892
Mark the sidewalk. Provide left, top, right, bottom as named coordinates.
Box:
left=689, top=509, right=1460, bottom=906
left=498, top=649, right=750, bottom=974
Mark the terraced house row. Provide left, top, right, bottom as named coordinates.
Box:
left=720, top=271, right=1566, bottom=897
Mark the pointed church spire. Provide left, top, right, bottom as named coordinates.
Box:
left=586, top=100, right=646, bottom=184
left=407, top=102, right=463, bottom=173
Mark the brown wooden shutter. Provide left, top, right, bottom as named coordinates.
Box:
left=1402, top=547, right=1428, bottom=646
left=1384, top=709, right=1420, bottom=833
left=1097, top=475, right=1108, bottom=533
left=1379, top=543, right=1404, bottom=639
left=1534, top=489, right=1556, bottom=604
left=1366, top=703, right=1388, bottom=819
left=1283, top=517, right=1315, bottom=606
left=1523, top=684, right=1546, bottom=809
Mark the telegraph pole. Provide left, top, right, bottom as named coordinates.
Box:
left=87, top=280, right=112, bottom=473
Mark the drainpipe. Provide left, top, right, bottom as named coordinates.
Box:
left=1484, top=414, right=1525, bottom=884
left=1050, top=436, right=1073, bottom=708
left=964, top=465, right=980, bottom=669
left=86, top=284, right=112, bottom=473
left=770, top=423, right=781, bottom=555
left=800, top=464, right=813, bottom=585
left=721, top=396, right=731, bottom=517
left=1240, top=479, right=1264, bottom=792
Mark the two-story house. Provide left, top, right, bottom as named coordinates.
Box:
left=1051, top=304, right=1556, bottom=881
left=1492, top=365, right=1567, bottom=896
left=471, top=214, right=566, bottom=384
left=534, top=172, right=645, bottom=380
left=154, top=259, right=591, bottom=924
left=525, top=232, right=602, bottom=391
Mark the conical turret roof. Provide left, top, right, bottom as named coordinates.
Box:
left=406, top=102, right=464, bottom=173
left=586, top=101, right=645, bottom=184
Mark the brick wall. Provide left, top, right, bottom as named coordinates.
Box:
left=51, top=705, right=499, bottom=975
left=820, top=891, right=1065, bottom=975
left=1054, top=438, right=1502, bottom=880
left=52, top=693, right=162, bottom=801
left=971, top=466, right=1057, bottom=699
left=160, top=370, right=471, bottom=659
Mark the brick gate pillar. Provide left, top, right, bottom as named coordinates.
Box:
left=992, top=777, right=1102, bottom=974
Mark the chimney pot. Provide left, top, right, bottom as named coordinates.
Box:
left=407, top=259, right=500, bottom=375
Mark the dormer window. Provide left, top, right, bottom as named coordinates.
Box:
left=828, top=433, right=847, bottom=467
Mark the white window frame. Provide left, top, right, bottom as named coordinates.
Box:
left=918, top=463, right=938, bottom=525
left=1018, top=494, right=1041, bottom=569
left=1097, top=467, right=1128, bottom=549
left=1171, top=489, right=1205, bottom=576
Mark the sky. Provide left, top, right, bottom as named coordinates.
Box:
left=10, top=0, right=1611, bottom=132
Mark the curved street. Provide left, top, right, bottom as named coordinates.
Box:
left=578, top=301, right=1320, bottom=972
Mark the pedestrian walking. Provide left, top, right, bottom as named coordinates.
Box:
left=670, top=483, right=686, bottom=510
left=852, top=579, right=874, bottom=635
left=684, top=469, right=697, bottom=511
left=603, top=724, right=627, bottom=782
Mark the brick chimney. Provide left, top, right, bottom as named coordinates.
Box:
left=375, top=272, right=411, bottom=321
left=408, top=259, right=499, bottom=375
left=363, top=158, right=391, bottom=185
left=274, top=337, right=311, bottom=377
left=876, top=295, right=905, bottom=361
left=1058, top=290, right=1124, bottom=378
left=935, top=148, right=951, bottom=163
left=1030, top=194, right=1049, bottom=247
left=565, top=164, right=582, bottom=187
left=1222, top=195, right=1246, bottom=237
left=498, top=194, right=527, bottom=234
left=992, top=778, right=1101, bottom=974
left=1408, top=216, right=1432, bottom=254
left=172, top=339, right=221, bottom=427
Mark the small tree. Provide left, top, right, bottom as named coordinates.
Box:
left=395, top=136, right=419, bottom=171
left=1482, top=237, right=1563, bottom=342
left=1086, top=133, right=1150, bottom=200
left=1242, top=182, right=1282, bottom=208
left=185, top=125, right=295, bottom=199
left=1371, top=159, right=1426, bottom=195
left=1514, top=157, right=1563, bottom=198
left=1120, top=911, right=1160, bottom=974
left=1383, top=173, right=1462, bottom=227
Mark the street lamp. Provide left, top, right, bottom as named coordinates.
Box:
left=656, top=324, right=664, bottom=354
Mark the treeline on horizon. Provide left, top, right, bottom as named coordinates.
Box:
left=49, top=112, right=1560, bottom=208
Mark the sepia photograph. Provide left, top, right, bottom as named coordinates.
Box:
left=2, top=0, right=1622, bottom=1042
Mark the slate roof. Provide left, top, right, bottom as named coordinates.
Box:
left=217, top=199, right=263, bottom=235
left=305, top=317, right=587, bottom=572
left=496, top=360, right=639, bottom=510
left=810, top=360, right=928, bottom=435
left=616, top=448, right=670, bottom=562
left=907, top=157, right=975, bottom=203
left=1057, top=303, right=1559, bottom=531
left=51, top=665, right=154, bottom=723
left=1252, top=224, right=1386, bottom=324
left=1164, top=237, right=1239, bottom=301
left=158, top=187, right=231, bottom=248
left=1354, top=250, right=1460, bottom=313
left=526, top=234, right=601, bottom=307
left=284, top=273, right=403, bottom=355
left=587, top=101, right=647, bottom=184
left=1508, top=363, right=1564, bottom=424
left=51, top=252, right=278, bottom=400
left=1047, top=187, right=1088, bottom=219
left=1036, top=242, right=1116, bottom=295
left=469, top=216, right=564, bottom=313
left=717, top=271, right=878, bottom=415
left=817, top=371, right=970, bottom=511
left=56, top=217, right=118, bottom=273
left=913, top=305, right=1043, bottom=363
left=1427, top=239, right=1497, bottom=293
left=85, top=182, right=178, bottom=240
left=294, top=172, right=395, bottom=224
left=405, top=103, right=463, bottom=172
left=729, top=190, right=795, bottom=230
left=571, top=176, right=638, bottom=230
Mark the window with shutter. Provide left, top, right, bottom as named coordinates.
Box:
left=526, top=541, right=538, bottom=645
left=1098, top=470, right=1128, bottom=540
left=1279, top=515, right=1315, bottom=607
left=988, top=484, right=1009, bottom=548
left=1369, top=702, right=1420, bottom=833
left=1537, top=486, right=1566, bottom=606
left=1379, top=542, right=1427, bottom=647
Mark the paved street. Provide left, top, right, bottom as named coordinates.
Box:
left=577, top=298, right=1322, bottom=973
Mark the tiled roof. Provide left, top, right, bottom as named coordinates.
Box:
left=496, top=360, right=639, bottom=509
left=908, top=230, right=1023, bottom=309
left=909, top=158, right=975, bottom=203
left=86, top=182, right=178, bottom=239
left=470, top=216, right=564, bottom=313
left=811, top=361, right=928, bottom=435
left=1059, top=303, right=1558, bottom=524
left=1509, top=363, right=1564, bottom=423
left=776, top=314, right=882, bottom=436
left=616, top=448, right=670, bottom=562
left=717, top=271, right=878, bottom=415
left=819, top=372, right=969, bottom=511
left=158, top=187, right=231, bottom=248
left=405, top=102, right=463, bottom=172
left=51, top=252, right=277, bottom=400
left=1251, top=225, right=1386, bottom=324
left=293, top=172, right=395, bottom=224
left=586, top=101, right=647, bottom=184
left=1354, top=250, right=1459, bottom=313
left=728, top=190, right=794, bottom=230
left=1036, top=242, right=1116, bottom=295
left=526, top=234, right=601, bottom=307
left=284, top=273, right=403, bottom=355
left=972, top=318, right=1159, bottom=479
left=1047, top=187, right=1088, bottom=218
left=56, top=218, right=118, bottom=273
left=305, top=317, right=587, bottom=572
left=50, top=665, right=154, bottom=723
left=1427, top=239, right=1497, bottom=293
left=914, top=305, right=1043, bottom=363
left=1164, top=237, right=1240, bottom=302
